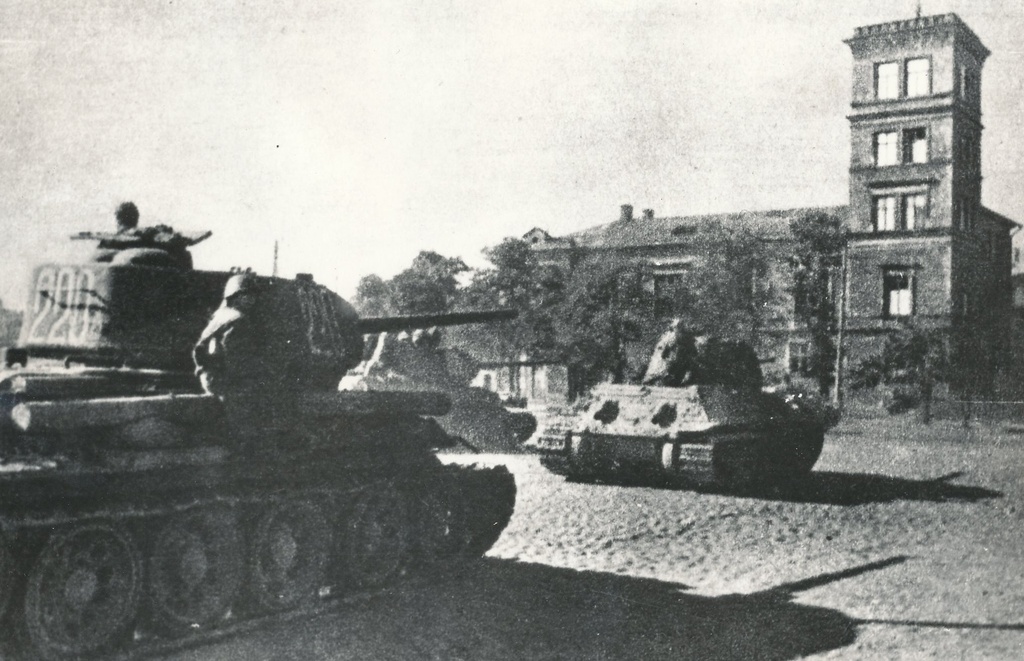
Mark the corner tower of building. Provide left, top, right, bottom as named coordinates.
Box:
left=846, top=13, right=988, bottom=234
left=843, top=14, right=1012, bottom=395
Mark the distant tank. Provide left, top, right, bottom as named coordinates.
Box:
left=528, top=326, right=832, bottom=489
left=0, top=215, right=517, bottom=659
left=340, top=329, right=537, bottom=452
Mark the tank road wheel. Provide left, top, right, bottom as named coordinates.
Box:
left=249, top=502, right=330, bottom=613
left=21, top=523, right=143, bottom=661
left=342, top=487, right=411, bottom=589
left=147, top=508, right=244, bottom=634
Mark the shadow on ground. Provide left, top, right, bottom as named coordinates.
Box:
left=168, top=558, right=913, bottom=661
left=576, top=469, right=1001, bottom=506
left=741, top=470, right=1002, bottom=505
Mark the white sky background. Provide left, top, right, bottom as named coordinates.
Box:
left=1, top=0, right=1022, bottom=307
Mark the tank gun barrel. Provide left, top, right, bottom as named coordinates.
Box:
left=357, top=308, right=517, bottom=335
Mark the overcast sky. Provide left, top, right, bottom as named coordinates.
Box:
left=1, top=0, right=1022, bottom=307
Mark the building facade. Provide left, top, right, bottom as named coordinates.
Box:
left=525, top=13, right=1017, bottom=398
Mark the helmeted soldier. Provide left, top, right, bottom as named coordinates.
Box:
left=193, top=272, right=281, bottom=395
left=193, top=272, right=298, bottom=447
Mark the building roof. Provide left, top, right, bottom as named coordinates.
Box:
left=529, top=205, right=849, bottom=251
left=980, top=205, right=1021, bottom=230
left=845, top=13, right=990, bottom=61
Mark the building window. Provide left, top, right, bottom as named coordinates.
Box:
left=957, top=197, right=973, bottom=231
left=876, top=62, right=899, bottom=100
left=874, top=196, right=898, bottom=231
left=904, top=128, right=928, bottom=163
left=905, top=193, right=927, bottom=230
left=906, top=58, right=930, bottom=97
left=652, top=270, right=691, bottom=318
left=960, top=67, right=977, bottom=101
left=875, top=131, right=899, bottom=166
left=874, top=192, right=928, bottom=232
left=788, top=341, right=811, bottom=376
left=882, top=268, right=914, bottom=318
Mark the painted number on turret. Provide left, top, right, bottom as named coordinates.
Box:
left=296, top=285, right=345, bottom=355
left=25, top=266, right=104, bottom=345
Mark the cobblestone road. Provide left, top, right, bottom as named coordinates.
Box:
left=163, top=416, right=1024, bottom=660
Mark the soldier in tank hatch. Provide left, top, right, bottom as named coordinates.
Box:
left=114, top=200, right=140, bottom=233
left=89, top=201, right=200, bottom=269
left=642, top=318, right=699, bottom=387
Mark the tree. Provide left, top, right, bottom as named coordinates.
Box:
left=459, top=238, right=564, bottom=360
left=555, top=256, right=654, bottom=395
left=849, top=326, right=950, bottom=422
left=351, top=251, right=468, bottom=316
left=790, top=211, right=846, bottom=395
left=353, top=274, right=394, bottom=316
left=677, top=223, right=778, bottom=343
left=391, top=251, right=468, bottom=314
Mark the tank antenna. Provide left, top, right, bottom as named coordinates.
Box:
left=272, top=240, right=279, bottom=277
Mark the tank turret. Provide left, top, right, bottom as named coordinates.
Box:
left=0, top=216, right=517, bottom=660
left=14, top=239, right=514, bottom=382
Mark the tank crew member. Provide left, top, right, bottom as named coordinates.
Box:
left=194, top=272, right=281, bottom=394
left=642, top=318, right=698, bottom=387
left=693, top=336, right=764, bottom=390
left=114, top=201, right=140, bottom=233
left=193, top=272, right=298, bottom=446
left=90, top=201, right=198, bottom=268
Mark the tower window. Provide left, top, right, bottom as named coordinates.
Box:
left=875, top=62, right=899, bottom=100
left=960, top=67, right=977, bottom=101
left=875, top=132, right=899, bottom=166
left=904, top=128, right=928, bottom=163
left=875, top=196, right=898, bottom=231
left=905, top=194, right=927, bottom=230
left=957, top=197, right=973, bottom=231
left=906, top=58, right=931, bottom=97
left=882, top=269, right=914, bottom=318
left=873, top=192, right=928, bottom=232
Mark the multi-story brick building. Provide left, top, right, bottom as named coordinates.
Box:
left=525, top=13, right=1018, bottom=397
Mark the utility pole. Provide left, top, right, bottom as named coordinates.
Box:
left=832, top=242, right=849, bottom=407
left=272, top=240, right=279, bottom=277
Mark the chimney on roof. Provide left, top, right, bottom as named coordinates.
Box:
left=642, top=208, right=654, bottom=221
left=620, top=204, right=633, bottom=222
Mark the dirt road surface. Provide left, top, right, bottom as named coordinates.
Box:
left=159, top=416, right=1024, bottom=660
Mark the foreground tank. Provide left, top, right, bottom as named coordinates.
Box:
left=528, top=335, right=832, bottom=489
left=0, top=221, right=516, bottom=659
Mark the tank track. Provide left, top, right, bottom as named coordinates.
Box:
left=541, top=428, right=825, bottom=490
left=530, top=406, right=578, bottom=477
left=0, top=462, right=516, bottom=660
